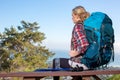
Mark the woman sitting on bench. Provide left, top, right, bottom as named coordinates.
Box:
left=53, top=5, right=90, bottom=80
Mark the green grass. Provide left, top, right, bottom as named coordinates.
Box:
left=107, top=74, right=120, bottom=80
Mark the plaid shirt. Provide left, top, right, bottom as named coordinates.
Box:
left=71, top=23, right=89, bottom=54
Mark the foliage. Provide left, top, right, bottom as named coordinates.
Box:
left=0, top=21, right=54, bottom=72
left=107, top=74, right=120, bottom=80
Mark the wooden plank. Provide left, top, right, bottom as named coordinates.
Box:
left=0, top=69, right=120, bottom=77
left=0, top=69, right=120, bottom=80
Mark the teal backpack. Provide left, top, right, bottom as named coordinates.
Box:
left=81, top=12, right=114, bottom=69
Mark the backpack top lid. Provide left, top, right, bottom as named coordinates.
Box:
left=84, top=12, right=105, bottom=30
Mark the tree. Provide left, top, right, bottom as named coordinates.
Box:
left=0, top=21, right=54, bottom=72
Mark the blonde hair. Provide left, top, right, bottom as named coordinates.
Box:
left=72, top=6, right=90, bottom=22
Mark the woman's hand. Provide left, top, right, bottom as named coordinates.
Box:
left=69, top=50, right=79, bottom=57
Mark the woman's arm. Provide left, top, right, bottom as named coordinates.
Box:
left=75, top=24, right=89, bottom=54
left=70, top=24, right=89, bottom=57
left=69, top=50, right=79, bottom=57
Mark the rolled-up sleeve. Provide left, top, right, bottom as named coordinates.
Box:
left=72, top=24, right=89, bottom=54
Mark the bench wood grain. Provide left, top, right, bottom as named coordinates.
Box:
left=0, top=69, right=120, bottom=80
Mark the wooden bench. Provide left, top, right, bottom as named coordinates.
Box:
left=0, top=69, right=120, bottom=80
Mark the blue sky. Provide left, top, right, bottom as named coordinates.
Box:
left=0, top=0, right=120, bottom=57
